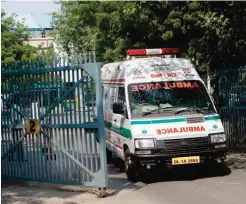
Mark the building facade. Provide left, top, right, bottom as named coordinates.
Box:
left=14, top=13, right=54, bottom=49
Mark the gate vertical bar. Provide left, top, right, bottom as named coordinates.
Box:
left=54, top=58, right=60, bottom=180
left=95, top=63, right=108, bottom=187
left=1, top=75, right=7, bottom=175
left=43, top=61, right=49, bottom=179
left=33, top=69, right=39, bottom=178
left=30, top=62, right=38, bottom=179
left=50, top=58, right=56, bottom=180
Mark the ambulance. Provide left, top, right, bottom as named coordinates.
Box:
left=101, top=48, right=227, bottom=181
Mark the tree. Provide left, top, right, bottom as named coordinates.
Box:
left=52, top=1, right=246, bottom=77
left=1, top=10, right=36, bottom=63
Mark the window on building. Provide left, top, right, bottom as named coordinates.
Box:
left=41, top=31, right=46, bottom=38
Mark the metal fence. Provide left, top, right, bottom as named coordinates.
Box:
left=1, top=53, right=108, bottom=196
left=219, top=67, right=246, bottom=152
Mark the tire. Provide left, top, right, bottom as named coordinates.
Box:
left=204, top=156, right=226, bottom=172
left=218, top=153, right=226, bottom=164
left=124, top=148, right=138, bottom=182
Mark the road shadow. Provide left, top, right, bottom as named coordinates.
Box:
left=138, top=162, right=232, bottom=184
left=106, top=153, right=246, bottom=186
left=138, top=153, right=245, bottom=184
left=107, top=154, right=233, bottom=185
left=106, top=157, right=146, bottom=197
left=226, top=153, right=246, bottom=170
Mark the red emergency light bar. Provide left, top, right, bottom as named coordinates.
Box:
left=127, top=48, right=179, bottom=56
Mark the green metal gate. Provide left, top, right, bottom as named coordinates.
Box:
left=219, top=67, right=246, bottom=152
left=1, top=53, right=108, bottom=195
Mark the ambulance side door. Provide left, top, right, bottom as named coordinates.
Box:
left=113, top=86, right=130, bottom=159
left=103, top=85, right=114, bottom=152
left=107, top=85, right=118, bottom=154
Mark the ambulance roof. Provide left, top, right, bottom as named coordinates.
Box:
left=101, top=57, right=201, bottom=84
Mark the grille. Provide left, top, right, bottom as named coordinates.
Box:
left=156, top=137, right=209, bottom=154
left=186, top=117, right=204, bottom=123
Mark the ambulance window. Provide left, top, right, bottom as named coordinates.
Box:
left=103, top=87, right=109, bottom=111
left=110, top=87, right=117, bottom=111
left=118, top=87, right=125, bottom=103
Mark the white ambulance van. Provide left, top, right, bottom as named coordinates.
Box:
left=101, top=48, right=227, bottom=181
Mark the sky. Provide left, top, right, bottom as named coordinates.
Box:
left=1, top=0, right=61, bottom=14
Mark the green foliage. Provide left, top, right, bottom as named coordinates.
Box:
left=52, top=1, right=246, bottom=76
left=37, top=43, right=55, bottom=59
left=1, top=10, right=33, bottom=63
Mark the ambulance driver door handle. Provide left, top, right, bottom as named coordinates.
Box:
left=114, top=119, right=117, bottom=122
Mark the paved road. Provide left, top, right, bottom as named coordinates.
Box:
left=132, top=169, right=246, bottom=204
left=1, top=153, right=245, bottom=204
left=87, top=153, right=246, bottom=204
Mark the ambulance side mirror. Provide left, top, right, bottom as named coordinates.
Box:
left=113, top=102, right=124, bottom=114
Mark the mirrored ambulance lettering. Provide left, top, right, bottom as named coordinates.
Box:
left=156, top=126, right=206, bottom=135
left=131, top=81, right=199, bottom=91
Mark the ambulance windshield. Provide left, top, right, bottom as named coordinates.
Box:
left=128, top=80, right=216, bottom=117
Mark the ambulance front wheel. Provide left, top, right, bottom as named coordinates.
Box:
left=124, top=148, right=138, bottom=182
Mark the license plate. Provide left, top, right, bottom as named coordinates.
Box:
left=172, top=156, right=200, bottom=165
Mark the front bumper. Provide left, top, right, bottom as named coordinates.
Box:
left=133, top=144, right=227, bottom=167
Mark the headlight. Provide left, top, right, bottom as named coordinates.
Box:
left=210, top=133, right=226, bottom=143
left=135, top=139, right=155, bottom=148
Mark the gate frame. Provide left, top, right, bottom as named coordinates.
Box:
left=1, top=58, right=108, bottom=191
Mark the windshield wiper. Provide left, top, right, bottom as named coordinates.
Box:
left=142, top=107, right=175, bottom=116
left=174, top=107, right=211, bottom=115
